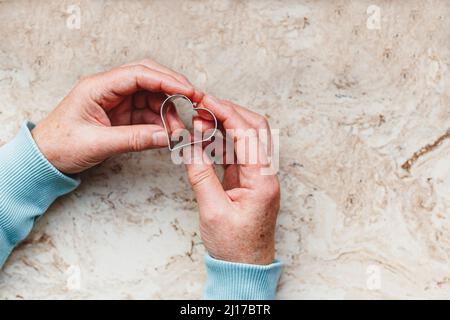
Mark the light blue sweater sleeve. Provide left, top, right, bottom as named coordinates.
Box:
left=0, top=122, right=79, bottom=267
left=204, top=255, right=283, bottom=300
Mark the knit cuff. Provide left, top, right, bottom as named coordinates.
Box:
left=0, top=121, right=79, bottom=266
left=204, top=254, right=283, bottom=300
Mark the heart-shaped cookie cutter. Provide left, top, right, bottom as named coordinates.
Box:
left=160, top=94, right=218, bottom=151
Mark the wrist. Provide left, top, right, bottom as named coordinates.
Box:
left=31, top=124, right=55, bottom=165
left=0, top=121, right=80, bottom=266
left=208, top=244, right=275, bottom=265
left=215, top=254, right=275, bottom=266
left=31, top=123, right=71, bottom=174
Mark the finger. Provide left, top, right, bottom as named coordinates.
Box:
left=166, top=103, right=185, bottom=133
left=123, top=59, right=192, bottom=87
left=98, top=124, right=168, bottom=156
left=221, top=100, right=271, bottom=131
left=184, top=120, right=229, bottom=208
left=199, top=95, right=271, bottom=189
left=200, top=95, right=271, bottom=161
left=160, top=102, right=187, bottom=149
left=197, top=95, right=253, bottom=131
left=132, top=91, right=167, bottom=113
left=125, top=59, right=204, bottom=102
left=198, top=94, right=259, bottom=161
left=190, top=116, right=215, bottom=151
left=185, top=158, right=229, bottom=212
left=125, top=59, right=192, bottom=87
left=221, top=100, right=273, bottom=157
left=87, top=65, right=196, bottom=111
left=195, top=117, right=233, bottom=169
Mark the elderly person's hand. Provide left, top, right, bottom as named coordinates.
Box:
left=32, top=59, right=202, bottom=174
left=184, top=95, right=280, bottom=265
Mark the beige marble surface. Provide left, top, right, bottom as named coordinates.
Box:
left=0, top=0, right=449, bottom=299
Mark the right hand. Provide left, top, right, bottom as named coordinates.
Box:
left=184, top=95, right=280, bottom=265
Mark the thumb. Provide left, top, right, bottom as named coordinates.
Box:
left=184, top=119, right=229, bottom=209
left=99, top=124, right=168, bottom=155
left=185, top=153, right=229, bottom=210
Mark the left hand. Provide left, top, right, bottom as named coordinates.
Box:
left=32, top=59, right=203, bottom=174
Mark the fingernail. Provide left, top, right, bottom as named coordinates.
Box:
left=152, top=130, right=168, bottom=146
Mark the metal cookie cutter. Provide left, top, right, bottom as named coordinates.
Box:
left=160, top=94, right=218, bottom=151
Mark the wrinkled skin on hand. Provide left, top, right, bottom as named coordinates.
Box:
left=32, top=59, right=203, bottom=174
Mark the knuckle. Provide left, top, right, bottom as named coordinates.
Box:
left=178, top=74, right=190, bottom=84
left=222, top=99, right=237, bottom=108
left=87, top=142, right=102, bottom=159
left=78, top=75, right=90, bottom=83
left=230, top=109, right=239, bottom=119
left=75, top=76, right=95, bottom=95
left=128, top=128, right=144, bottom=152
left=225, top=104, right=238, bottom=117
left=189, top=168, right=212, bottom=188
left=139, top=58, right=154, bottom=65
left=130, top=64, right=147, bottom=74
left=202, top=211, right=223, bottom=225
left=122, top=64, right=146, bottom=76
left=77, top=75, right=92, bottom=87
